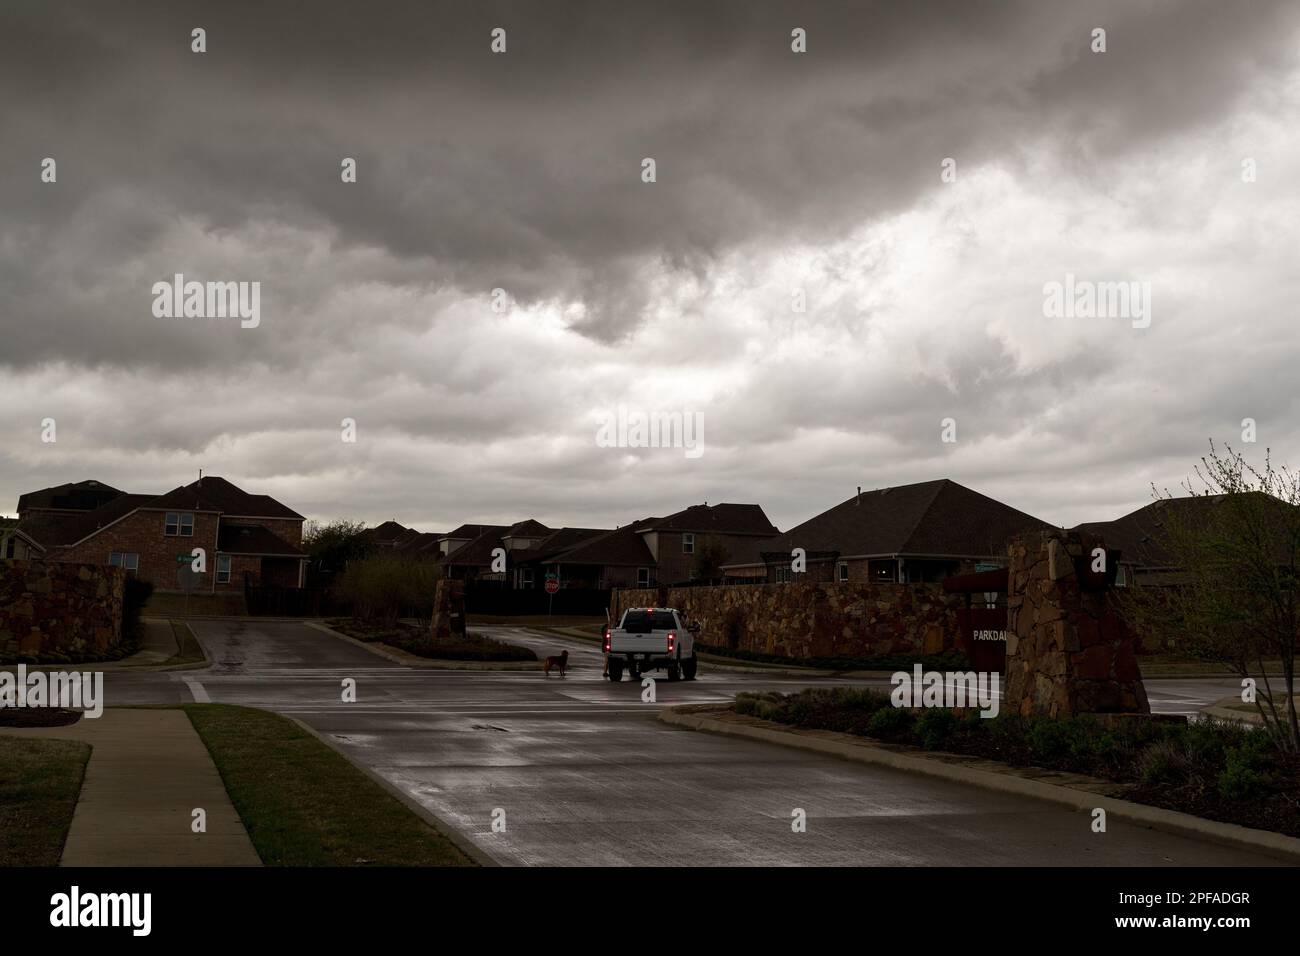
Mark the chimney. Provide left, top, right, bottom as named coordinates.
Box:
left=856, top=486, right=861, bottom=505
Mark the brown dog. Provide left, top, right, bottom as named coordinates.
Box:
left=542, top=649, right=569, bottom=678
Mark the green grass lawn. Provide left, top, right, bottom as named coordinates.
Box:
left=183, top=704, right=474, bottom=866
left=0, top=736, right=90, bottom=866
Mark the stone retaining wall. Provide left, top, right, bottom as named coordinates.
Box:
left=612, top=582, right=963, bottom=659
left=0, top=559, right=126, bottom=659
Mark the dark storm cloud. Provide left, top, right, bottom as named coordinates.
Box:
left=3, top=0, right=1300, bottom=530
left=3, top=0, right=1298, bottom=372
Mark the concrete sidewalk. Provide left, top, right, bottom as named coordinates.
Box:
left=112, top=618, right=182, bottom=667
left=2, top=708, right=260, bottom=866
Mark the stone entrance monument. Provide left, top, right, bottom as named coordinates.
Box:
left=1004, top=529, right=1149, bottom=717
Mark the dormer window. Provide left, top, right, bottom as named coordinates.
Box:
left=165, top=512, right=194, bottom=537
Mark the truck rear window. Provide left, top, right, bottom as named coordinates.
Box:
left=622, top=610, right=676, bottom=632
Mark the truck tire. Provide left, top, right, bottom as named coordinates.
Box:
left=607, top=659, right=624, bottom=682
left=681, top=655, right=698, bottom=681
left=665, top=662, right=680, bottom=681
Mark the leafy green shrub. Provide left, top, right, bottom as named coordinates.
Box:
left=916, top=709, right=958, bottom=750
left=336, top=557, right=438, bottom=627
left=1137, top=739, right=1196, bottom=787
left=867, top=706, right=914, bottom=739
left=1216, top=729, right=1276, bottom=800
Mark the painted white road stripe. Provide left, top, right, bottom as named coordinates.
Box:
left=183, top=679, right=210, bottom=703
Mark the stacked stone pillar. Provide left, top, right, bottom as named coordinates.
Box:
left=1004, top=530, right=1148, bottom=717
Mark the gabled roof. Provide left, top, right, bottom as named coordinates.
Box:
left=724, top=479, right=1052, bottom=567
left=151, top=477, right=303, bottom=520
left=392, top=531, right=446, bottom=559
left=441, top=525, right=510, bottom=566
left=642, top=503, right=778, bottom=536
left=217, top=523, right=306, bottom=557
left=17, top=479, right=126, bottom=515
left=505, top=519, right=552, bottom=538
left=442, top=523, right=499, bottom=541
left=544, top=525, right=656, bottom=568
left=369, top=520, right=418, bottom=544
left=511, top=527, right=612, bottom=564
left=13, top=477, right=302, bottom=549
left=17, top=494, right=158, bottom=548
left=0, top=517, right=44, bottom=550
left=1073, top=492, right=1300, bottom=569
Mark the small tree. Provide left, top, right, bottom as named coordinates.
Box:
left=693, top=535, right=732, bottom=583
left=303, top=520, right=372, bottom=576
left=1121, top=442, right=1300, bottom=753
left=337, top=555, right=436, bottom=627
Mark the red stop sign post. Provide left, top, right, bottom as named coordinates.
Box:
left=545, top=576, right=559, bottom=617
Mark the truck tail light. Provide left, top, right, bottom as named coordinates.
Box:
left=667, top=631, right=676, bottom=653
left=602, top=627, right=611, bottom=653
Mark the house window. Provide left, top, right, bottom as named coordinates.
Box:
left=776, top=567, right=790, bottom=583
left=683, top=533, right=694, bottom=554
left=521, top=568, right=534, bottom=587
left=637, top=567, right=650, bottom=587
left=869, top=560, right=897, bottom=583
left=838, top=562, right=849, bottom=582
left=217, top=555, right=232, bottom=584
left=165, top=512, right=194, bottom=536
left=109, top=552, right=139, bottom=573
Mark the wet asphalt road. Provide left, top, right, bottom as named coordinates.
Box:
left=81, top=620, right=1279, bottom=866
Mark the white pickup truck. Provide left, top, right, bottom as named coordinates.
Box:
left=603, top=607, right=699, bottom=682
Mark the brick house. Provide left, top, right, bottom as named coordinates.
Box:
left=721, top=479, right=1052, bottom=584
left=15, top=476, right=306, bottom=593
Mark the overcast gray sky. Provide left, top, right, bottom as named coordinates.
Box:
left=3, top=0, right=1299, bottom=533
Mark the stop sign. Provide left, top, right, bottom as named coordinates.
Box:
left=545, top=579, right=560, bottom=594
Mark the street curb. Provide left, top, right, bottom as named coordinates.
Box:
left=302, top=621, right=541, bottom=671
left=1202, top=701, right=1264, bottom=724
left=660, top=706, right=1300, bottom=864
left=284, top=715, right=503, bottom=868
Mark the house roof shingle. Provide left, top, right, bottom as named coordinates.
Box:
left=17, top=480, right=126, bottom=515
left=440, top=526, right=510, bottom=566
left=723, top=479, right=1052, bottom=567
left=544, top=525, right=656, bottom=568
left=644, top=503, right=778, bottom=536
left=1072, top=492, right=1300, bottom=569
left=217, top=523, right=306, bottom=557
left=151, top=477, right=303, bottom=520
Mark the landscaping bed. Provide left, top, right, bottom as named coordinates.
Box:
left=185, top=704, right=474, bottom=866
left=735, top=687, right=1300, bottom=838
left=325, top=618, right=536, bottom=662
left=0, top=736, right=91, bottom=866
